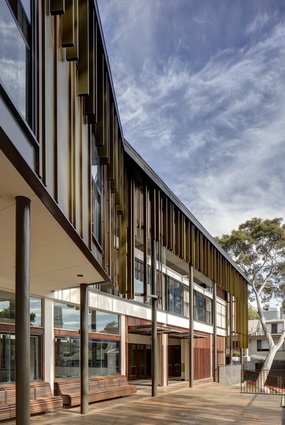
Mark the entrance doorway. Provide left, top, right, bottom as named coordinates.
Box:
left=129, top=344, right=151, bottom=380
left=168, top=345, right=181, bottom=377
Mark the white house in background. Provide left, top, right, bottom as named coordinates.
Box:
left=248, top=308, right=285, bottom=365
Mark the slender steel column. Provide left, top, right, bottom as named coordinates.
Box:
left=229, top=294, right=233, bottom=364
left=213, top=282, right=218, bottom=381
left=151, top=238, right=158, bottom=397
left=80, top=284, right=89, bottom=414
left=15, top=196, right=31, bottom=425
left=188, top=264, right=194, bottom=387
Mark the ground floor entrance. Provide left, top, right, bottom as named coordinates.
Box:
left=129, top=344, right=152, bottom=380
left=168, top=345, right=181, bottom=377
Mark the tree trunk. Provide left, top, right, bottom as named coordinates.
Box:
left=254, top=286, right=285, bottom=391
left=256, top=345, right=278, bottom=390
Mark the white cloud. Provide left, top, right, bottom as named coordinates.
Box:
left=98, top=0, right=285, bottom=236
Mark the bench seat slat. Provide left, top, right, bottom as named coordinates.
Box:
left=0, top=382, right=63, bottom=420
left=55, top=375, right=137, bottom=407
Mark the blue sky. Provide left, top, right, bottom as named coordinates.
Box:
left=97, top=0, right=285, bottom=237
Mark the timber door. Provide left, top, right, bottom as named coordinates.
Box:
left=129, top=344, right=151, bottom=380
left=168, top=345, right=181, bottom=377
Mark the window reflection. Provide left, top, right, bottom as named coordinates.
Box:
left=194, top=291, right=213, bottom=325
left=0, top=1, right=28, bottom=118
left=89, top=310, right=119, bottom=334
left=21, top=0, right=31, bottom=22
left=0, top=291, right=41, bottom=325
left=0, top=333, right=42, bottom=382
left=54, top=302, right=80, bottom=330
left=54, top=302, right=120, bottom=335
left=55, top=337, right=119, bottom=377
left=166, top=276, right=184, bottom=315
left=91, top=139, right=102, bottom=244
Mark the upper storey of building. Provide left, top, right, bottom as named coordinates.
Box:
left=0, top=0, right=248, bottom=346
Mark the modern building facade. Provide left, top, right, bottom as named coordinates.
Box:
left=0, top=0, right=248, bottom=419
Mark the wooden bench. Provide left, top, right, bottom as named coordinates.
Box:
left=54, top=375, right=137, bottom=407
left=0, top=382, right=63, bottom=420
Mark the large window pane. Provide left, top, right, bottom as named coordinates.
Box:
left=0, top=291, right=41, bottom=325
left=89, top=339, right=119, bottom=376
left=92, top=140, right=102, bottom=244
left=88, top=310, right=119, bottom=334
left=0, top=1, right=30, bottom=119
left=194, top=291, right=212, bottom=325
left=55, top=336, right=80, bottom=378
left=55, top=337, right=120, bottom=378
left=166, top=276, right=183, bottom=315
left=54, top=302, right=80, bottom=330
left=0, top=333, right=42, bottom=382
left=21, top=0, right=31, bottom=22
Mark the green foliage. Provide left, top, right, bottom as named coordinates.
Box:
left=216, top=217, right=285, bottom=304
left=248, top=303, right=260, bottom=319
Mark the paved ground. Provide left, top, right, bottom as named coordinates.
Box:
left=4, top=380, right=284, bottom=424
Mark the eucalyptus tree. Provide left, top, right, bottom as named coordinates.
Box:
left=216, top=217, right=285, bottom=390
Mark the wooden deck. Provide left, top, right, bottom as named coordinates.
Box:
left=1, top=381, right=283, bottom=424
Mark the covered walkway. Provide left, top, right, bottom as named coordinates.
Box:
left=2, top=381, right=283, bottom=424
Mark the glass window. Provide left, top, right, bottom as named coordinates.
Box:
left=271, top=323, right=277, bottom=334
left=92, top=139, right=102, bottom=245
left=257, top=339, right=269, bottom=351
left=166, top=276, right=183, bottom=315
left=0, top=1, right=32, bottom=122
left=217, top=302, right=226, bottom=329
left=55, top=337, right=120, bottom=378
left=88, top=310, right=119, bottom=334
left=21, top=0, right=31, bottom=22
left=54, top=302, right=80, bottom=330
left=0, top=291, right=41, bottom=326
left=89, top=339, right=119, bottom=376
left=0, top=333, right=42, bottom=382
left=30, top=297, right=42, bottom=327
left=194, top=291, right=212, bottom=325
left=55, top=336, right=80, bottom=378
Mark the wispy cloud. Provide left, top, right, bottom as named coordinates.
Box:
left=97, top=0, right=285, bottom=236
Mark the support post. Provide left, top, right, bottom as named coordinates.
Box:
left=189, top=264, right=194, bottom=387
left=151, top=238, right=158, bottom=396
left=15, top=196, right=31, bottom=425
left=80, top=284, right=89, bottom=414
left=213, top=282, right=218, bottom=381
left=150, top=187, right=158, bottom=397
left=229, top=294, right=233, bottom=365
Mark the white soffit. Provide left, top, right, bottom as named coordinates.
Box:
left=0, top=151, right=104, bottom=295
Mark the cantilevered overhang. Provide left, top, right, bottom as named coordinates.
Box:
left=0, top=150, right=109, bottom=296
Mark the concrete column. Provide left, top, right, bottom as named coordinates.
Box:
left=80, top=284, right=88, bottom=414
left=189, top=264, right=194, bottom=387
left=43, top=298, right=54, bottom=386
left=15, top=196, right=31, bottom=425
left=213, top=282, right=218, bottom=381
